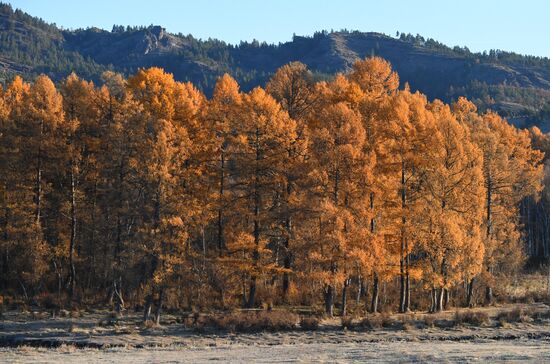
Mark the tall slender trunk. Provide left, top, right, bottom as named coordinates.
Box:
left=341, top=278, right=350, bottom=316
left=485, top=286, right=493, bottom=305
left=35, top=121, right=44, bottom=225
left=399, top=256, right=406, bottom=312
left=404, top=246, right=411, bottom=311
left=369, top=192, right=379, bottom=314
left=282, top=215, right=292, bottom=300
left=144, top=183, right=161, bottom=322
left=371, top=273, right=379, bottom=313
left=443, top=288, right=449, bottom=310
left=112, top=160, right=125, bottom=308
left=155, top=287, right=164, bottom=325
left=399, top=160, right=407, bottom=313
left=436, top=287, right=444, bottom=312
left=217, top=149, right=225, bottom=255
left=247, top=128, right=261, bottom=309
left=430, top=287, right=436, bottom=313
left=356, top=276, right=363, bottom=304
left=1, top=192, right=9, bottom=291
left=68, top=166, right=77, bottom=304
left=324, top=284, right=334, bottom=316
left=485, top=176, right=493, bottom=305
left=466, top=278, right=475, bottom=307
left=282, top=167, right=294, bottom=299
left=322, top=167, right=339, bottom=316
left=143, top=290, right=153, bottom=323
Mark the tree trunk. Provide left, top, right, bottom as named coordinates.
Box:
left=404, top=254, right=411, bottom=312
left=370, top=273, right=379, bottom=313
left=356, top=276, right=363, bottom=305
left=35, top=125, right=43, bottom=225
left=399, top=161, right=407, bottom=313
left=155, top=287, right=164, bottom=325
left=247, top=277, right=257, bottom=308
left=217, top=149, right=225, bottom=255
left=68, top=167, right=77, bottom=305
left=443, top=288, right=449, bottom=310
left=143, top=291, right=153, bottom=323
left=247, top=127, right=261, bottom=309
left=324, top=285, right=334, bottom=317
left=485, top=286, right=493, bottom=305
left=399, top=253, right=406, bottom=312
left=430, top=287, right=437, bottom=313
left=282, top=213, right=292, bottom=300
left=466, top=278, right=475, bottom=307
left=341, top=278, right=350, bottom=317
left=113, top=281, right=124, bottom=316
left=485, top=176, right=493, bottom=304
left=436, top=288, right=444, bottom=312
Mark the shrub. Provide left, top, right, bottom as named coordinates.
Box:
left=300, top=317, right=320, bottom=330
left=204, top=310, right=299, bottom=333
left=36, top=293, right=60, bottom=310
left=340, top=316, right=354, bottom=329
left=496, top=307, right=532, bottom=324
left=453, top=310, right=489, bottom=326
left=532, top=309, right=550, bottom=321
left=141, top=320, right=160, bottom=329
left=358, top=315, right=383, bottom=330
left=380, top=313, right=399, bottom=328
left=423, top=315, right=436, bottom=328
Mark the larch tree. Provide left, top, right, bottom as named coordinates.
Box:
left=266, top=64, right=313, bottom=301
left=59, top=73, right=100, bottom=303
left=417, top=100, right=484, bottom=311
left=128, top=68, right=196, bottom=323
left=454, top=98, right=544, bottom=304
left=376, top=88, right=438, bottom=312
left=349, top=57, right=399, bottom=313
left=225, top=87, right=299, bottom=308
left=307, top=95, right=374, bottom=316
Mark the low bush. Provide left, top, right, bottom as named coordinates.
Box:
left=340, top=316, right=354, bottom=329
left=357, top=315, right=383, bottom=330
left=299, top=316, right=320, bottom=330
left=496, top=306, right=532, bottom=324
left=453, top=310, right=489, bottom=326
left=532, top=309, right=550, bottom=321
left=195, top=310, right=299, bottom=333
left=141, top=320, right=160, bottom=329
left=424, top=314, right=436, bottom=328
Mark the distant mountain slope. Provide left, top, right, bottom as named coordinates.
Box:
left=1, top=3, right=549, bottom=130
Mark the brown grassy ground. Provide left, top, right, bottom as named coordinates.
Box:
left=0, top=303, right=550, bottom=349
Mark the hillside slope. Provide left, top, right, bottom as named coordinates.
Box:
left=0, top=3, right=549, bottom=129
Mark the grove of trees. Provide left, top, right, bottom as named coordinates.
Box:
left=0, top=57, right=545, bottom=323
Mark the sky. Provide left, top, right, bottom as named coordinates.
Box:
left=6, top=0, right=550, bottom=57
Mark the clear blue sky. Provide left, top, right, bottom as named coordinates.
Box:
left=6, top=0, right=549, bottom=57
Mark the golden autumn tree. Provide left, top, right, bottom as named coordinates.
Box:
left=265, top=64, right=313, bottom=302
left=222, top=87, right=299, bottom=308
left=94, top=71, right=145, bottom=311
left=416, top=100, right=485, bottom=311
left=306, top=94, right=375, bottom=316
left=454, top=98, right=544, bottom=304
left=266, top=61, right=318, bottom=120
left=207, top=74, right=242, bottom=256
left=128, top=68, right=196, bottom=323
left=59, top=73, right=101, bottom=303
left=348, top=57, right=399, bottom=313
left=376, top=88, right=439, bottom=312
left=11, top=76, right=63, bottom=297
left=0, top=61, right=546, bottom=317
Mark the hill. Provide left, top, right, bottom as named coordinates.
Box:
left=1, top=2, right=549, bottom=130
